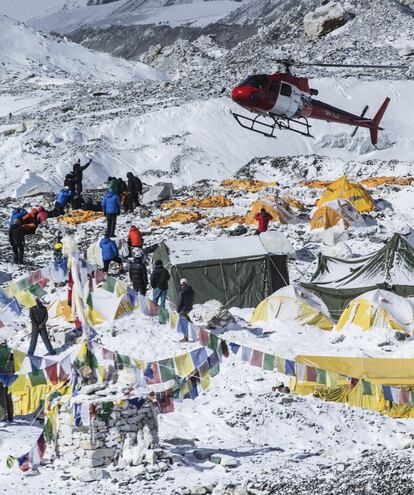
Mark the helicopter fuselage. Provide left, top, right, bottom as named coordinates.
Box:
left=231, top=72, right=390, bottom=145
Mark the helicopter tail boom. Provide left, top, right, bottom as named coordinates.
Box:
left=369, top=97, right=390, bottom=145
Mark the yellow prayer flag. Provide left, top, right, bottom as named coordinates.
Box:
left=174, top=353, right=194, bottom=378
left=133, top=358, right=145, bottom=370
left=9, top=374, right=26, bottom=394
left=15, top=291, right=36, bottom=309
left=199, top=365, right=211, bottom=391
left=13, top=349, right=26, bottom=372
left=169, top=312, right=178, bottom=330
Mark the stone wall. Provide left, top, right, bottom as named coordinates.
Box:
left=53, top=397, right=170, bottom=481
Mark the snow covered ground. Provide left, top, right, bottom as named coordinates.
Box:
left=2, top=0, right=414, bottom=493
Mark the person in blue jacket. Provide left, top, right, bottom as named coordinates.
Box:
left=102, top=190, right=121, bottom=237
left=9, top=207, right=27, bottom=226
left=54, top=186, right=73, bottom=216
left=99, top=234, right=124, bottom=273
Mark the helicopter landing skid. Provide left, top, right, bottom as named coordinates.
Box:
left=231, top=112, right=313, bottom=139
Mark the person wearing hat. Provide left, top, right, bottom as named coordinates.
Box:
left=150, top=259, right=170, bottom=308
left=0, top=338, right=14, bottom=423
left=28, top=298, right=56, bottom=356
left=176, top=278, right=194, bottom=321
left=129, top=253, right=148, bottom=296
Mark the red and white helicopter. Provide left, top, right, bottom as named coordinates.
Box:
left=231, top=59, right=405, bottom=145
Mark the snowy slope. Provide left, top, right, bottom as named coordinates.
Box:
left=2, top=0, right=252, bottom=33
left=0, top=0, right=90, bottom=22
left=0, top=16, right=167, bottom=82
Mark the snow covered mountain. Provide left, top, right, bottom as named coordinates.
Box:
left=0, top=15, right=167, bottom=82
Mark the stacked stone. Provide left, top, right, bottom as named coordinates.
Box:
left=53, top=393, right=170, bottom=481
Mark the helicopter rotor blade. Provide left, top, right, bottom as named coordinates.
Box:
left=295, top=61, right=406, bottom=69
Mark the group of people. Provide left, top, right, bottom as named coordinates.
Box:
left=9, top=206, right=49, bottom=264
left=102, top=172, right=142, bottom=237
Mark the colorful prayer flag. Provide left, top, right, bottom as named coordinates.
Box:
left=174, top=353, right=194, bottom=378
left=158, top=358, right=176, bottom=382
left=190, top=347, right=208, bottom=369
left=361, top=380, right=373, bottom=396
left=263, top=353, right=274, bottom=371
left=29, top=369, right=47, bottom=387
left=250, top=350, right=264, bottom=368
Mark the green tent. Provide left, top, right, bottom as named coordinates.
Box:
left=153, top=236, right=290, bottom=308
left=302, top=234, right=414, bottom=320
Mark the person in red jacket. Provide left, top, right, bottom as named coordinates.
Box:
left=128, top=225, right=143, bottom=256
left=255, top=208, right=272, bottom=234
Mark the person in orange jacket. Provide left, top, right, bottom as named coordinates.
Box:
left=128, top=225, right=143, bottom=256
left=22, top=208, right=39, bottom=234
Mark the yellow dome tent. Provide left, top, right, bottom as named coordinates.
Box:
left=316, top=176, right=375, bottom=213
left=310, top=199, right=365, bottom=230
left=245, top=195, right=298, bottom=225
left=336, top=289, right=414, bottom=335
left=251, top=284, right=333, bottom=330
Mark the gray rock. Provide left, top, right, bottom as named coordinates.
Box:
left=142, top=182, right=174, bottom=204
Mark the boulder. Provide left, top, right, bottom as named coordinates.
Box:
left=304, top=2, right=349, bottom=38
left=397, top=0, right=414, bottom=9
left=142, top=182, right=174, bottom=204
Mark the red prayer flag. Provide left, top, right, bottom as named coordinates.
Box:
left=147, top=363, right=161, bottom=385
left=147, top=299, right=159, bottom=316
left=250, top=349, right=264, bottom=368
left=198, top=328, right=209, bottom=347
left=400, top=389, right=410, bottom=404
left=44, top=363, right=59, bottom=385
left=307, top=366, right=317, bottom=382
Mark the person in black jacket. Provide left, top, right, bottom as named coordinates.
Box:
left=9, top=219, right=25, bottom=264
left=129, top=254, right=148, bottom=296
left=28, top=299, right=56, bottom=356
left=64, top=172, right=76, bottom=196
left=176, top=278, right=194, bottom=320
left=126, top=172, right=143, bottom=212
left=150, top=259, right=170, bottom=308
left=73, top=158, right=92, bottom=196
left=0, top=338, right=14, bottom=422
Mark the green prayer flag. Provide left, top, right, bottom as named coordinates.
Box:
left=102, top=277, right=116, bottom=293
left=362, top=380, right=373, bottom=396
left=317, top=368, right=327, bottom=385
left=207, top=333, right=219, bottom=352
left=29, top=369, right=47, bottom=387
left=411, top=391, right=414, bottom=405
left=28, top=284, right=47, bottom=298
left=44, top=418, right=54, bottom=443
left=209, top=363, right=220, bottom=378
left=116, top=353, right=131, bottom=368
left=6, top=455, right=15, bottom=469
left=158, top=306, right=169, bottom=325
left=16, top=277, right=30, bottom=291
left=97, top=402, right=114, bottom=423
left=86, top=292, right=93, bottom=308
left=263, top=353, right=274, bottom=371
left=0, top=347, right=11, bottom=374
left=158, top=358, right=176, bottom=382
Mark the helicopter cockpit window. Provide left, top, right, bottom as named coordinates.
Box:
left=280, top=83, right=292, bottom=97
left=238, top=75, right=270, bottom=90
